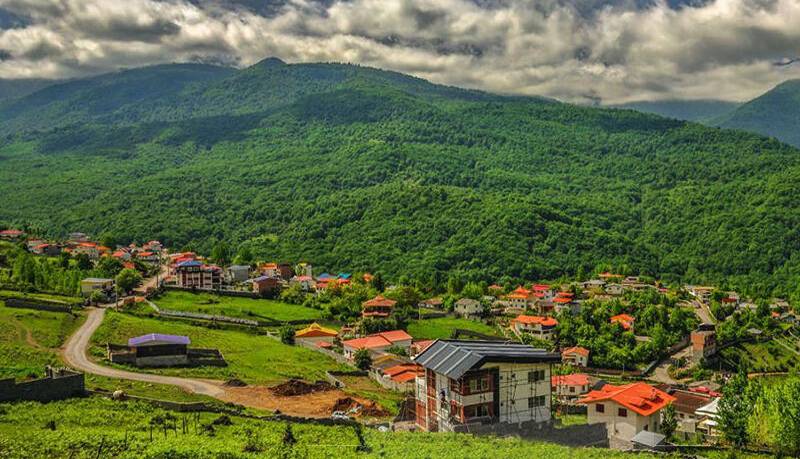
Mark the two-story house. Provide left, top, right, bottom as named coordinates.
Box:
left=414, top=340, right=561, bottom=433
left=511, top=315, right=558, bottom=340
left=580, top=382, right=675, bottom=443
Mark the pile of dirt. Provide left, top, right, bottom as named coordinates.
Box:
left=331, top=397, right=390, bottom=417
left=223, top=378, right=248, bottom=387
left=270, top=379, right=334, bottom=396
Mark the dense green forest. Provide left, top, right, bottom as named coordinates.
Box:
left=1, top=59, right=799, bottom=301
left=715, top=79, right=800, bottom=148
left=611, top=99, right=740, bottom=123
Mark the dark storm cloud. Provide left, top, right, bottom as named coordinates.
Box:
left=0, top=0, right=797, bottom=103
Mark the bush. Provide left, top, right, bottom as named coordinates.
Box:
left=279, top=326, right=295, bottom=345
left=354, top=349, right=372, bottom=370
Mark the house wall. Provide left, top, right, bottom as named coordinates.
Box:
left=586, top=400, right=660, bottom=442
left=296, top=335, right=335, bottom=345
left=488, top=362, right=552, bottom=424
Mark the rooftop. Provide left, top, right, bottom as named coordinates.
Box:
left=579, top=382, right=675, bottom=417
left=128, top=333, right=190, bottom=347
left=413, top=340, right=561, bottom=380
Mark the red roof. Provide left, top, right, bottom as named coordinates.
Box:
left=611, top=314, right=635, bottom=330
left=363, top=295, right=397, bottom=308
left=363, top=273, right=374, bottom=282
left=556, top=291, right=574, bottom=297
left=721, top=297, right=737, bottom=303
left=0, top=229, right=23, bottom=236
left=562, top=346, right=590, bottom=357
left=532, top=284, right=551, bottom=291
left=138, top=251, right=154, bottom=257
left=342, top=330, right=412, bottom=350
left=316, top=341, right=333, bottom=349
left=554, top=297, right=573, bottom=304
left=552, top=373, right=590, bottom=387
left=512, top=286, right=532, bottom=295
left=78, top=242, right=97, bottom=247
left=513, top=315, right=558, bottom=327
left=488, top=284, right=503, bottom=290
left=295, top=275, right=313, bottom=282
left=383, top=364, right=423, bottom=383
left=579, top=382, right=676, bottom=417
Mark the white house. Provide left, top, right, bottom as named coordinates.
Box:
left=580, top=382, right=676, bottom=443
left=414, top=340, right=561, bottom=432
left=454, top=298, right=482, bottom=318
left=511, top=315, right=558, bottom=340
left=561, top=346, right=590, bottom=367
left=552, top=373, right=591, bottom=402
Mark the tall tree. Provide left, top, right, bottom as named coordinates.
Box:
left=718, top=371, right=754, bottom=447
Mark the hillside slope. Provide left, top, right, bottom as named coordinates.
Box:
left=1, top=59, right=799, bottom=298
left=612, top=99, right=740, bottom=122
left=715, top=79, right=800, bottom=148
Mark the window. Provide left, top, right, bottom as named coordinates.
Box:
left=528, top=395, right=546, bottom=408
left=464, top=404, right=490, bottom=419
left=596, top=403, right=605, bottom=413
left=569, top=387, right=575, bottom=393
left=468, top=375, right=489, bottom=393
left=618, top=408, right=627, bottom=417
left=527, top=369, right=545, bottom=383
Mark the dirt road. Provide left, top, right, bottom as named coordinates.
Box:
left=62, top=307, right=225, bottom=398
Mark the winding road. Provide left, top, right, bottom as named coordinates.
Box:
left=61, top=307, right=225, bottom=398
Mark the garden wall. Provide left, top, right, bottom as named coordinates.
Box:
left=0, top=367, right=85, bottom=403
left=3, top=297, right=76, bottom=313
left=452, top=419, right=608, bottom=448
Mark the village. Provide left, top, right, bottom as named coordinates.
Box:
left=0, top=227, right=797, bottom=455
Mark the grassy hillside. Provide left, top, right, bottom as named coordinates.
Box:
left=1, top=397, right=764, bottom=459
left=1, top=60, right=800, bottom=300
left=716, top=79, right=800, bottom=148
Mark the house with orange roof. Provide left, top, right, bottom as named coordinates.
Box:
left=342, top=330, right=413, bottom=359
left=552, top=291, right=579, bottom=314
left=552, top=373, right=592, bottom=401
left=511, top=314, right=558, bottom=340
left=0, top=229, right=25, bottom=242
left=561, top=346, right=590, bottom=367
left=506, top=286, right=536, bottom=310
left=362, top=295, right=397, bottom=318
left=72, top=241, right=100, bottom=259
left=580, top=382, right=676, bottom=443
left=611, top=314, right=636, bottom=332
left=295, top=323, right=338, bottom=345
left=289, top=275, right=315, bottom=291
left=260, top=262, right=294, bottom=280
left=379, top=363, right=424, bottom=392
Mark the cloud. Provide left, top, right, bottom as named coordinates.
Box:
left=0, top=0, right=798, bottom=103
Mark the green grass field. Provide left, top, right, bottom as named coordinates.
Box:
left=152, top=291, right=322, bottom=322
left=0, top=301, right=84, bottom=379
left=91, top=310, right=347, bottom=385
left=1, top=397, right=752, bottom=459
left=0, top=289, right=80, bottom=303
left=719, top=340, right=798, bottom=373
left=407, top=317, right=502, bottom=340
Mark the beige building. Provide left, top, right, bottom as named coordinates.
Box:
left=580, top=382, right=675, bottom=443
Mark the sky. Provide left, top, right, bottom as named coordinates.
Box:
left=0, top=0, right=799, bottom=104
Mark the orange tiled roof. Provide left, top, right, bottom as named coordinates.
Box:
left=342, top=330, right=411, bottom=350
left=363, top=295, right=397, bottom=308
left=532, top=284, right=551, bottom=291
left=513, top=315, right=558, bottom=327
left=552, top=373, right=590, bottom=387
left=611, top=314, right=635, bottom=330
left=579, top=382, right=675, bottom=417
left=562, top=346, right=590, bottom=357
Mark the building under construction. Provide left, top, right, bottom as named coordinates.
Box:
left=413, top=340, right=561, bottom=432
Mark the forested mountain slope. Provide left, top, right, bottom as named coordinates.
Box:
left=715, top=79, right=800, bottom=148
left=1, top=59, right=799, bottom=299
left=612, top=99, right=740, bottom=122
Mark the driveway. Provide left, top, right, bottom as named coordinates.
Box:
left=62, top=307, right=225, bottom=398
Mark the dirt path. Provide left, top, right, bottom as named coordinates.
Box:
left=7, top=315, right=44, bottom=349
left=62, top=307, right=226, bottom=398
left=61, top=307, right=379, bottom=418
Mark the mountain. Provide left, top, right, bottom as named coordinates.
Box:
left=1, top=59, right=799, bottom=298
left=715, top=79, right=800, bottom=148
left=611, top=99, right=740, bottom=122
left=0, top=79, right=60, bottom=103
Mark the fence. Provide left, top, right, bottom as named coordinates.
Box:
left=0, top=367, right=85, bottom=403
left=3, top=297, right=76, bottom=313
left=451, top=418, right=608, bottom=448
left=298, top=340, right=354, bottom=366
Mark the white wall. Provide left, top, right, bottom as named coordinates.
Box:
left=586, top=400, right=660, bottom=442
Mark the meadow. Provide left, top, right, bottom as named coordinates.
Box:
left=91, top=310, right=347, bottom=385
left=0, top=301, right=83, bottom=379
left=152, top=291, right=322, bottom=322
left=719, top=340, right=798, bottom=373
left=406, top=317, right=502, bottom=340
left=0, top=397, right=765, bottom=459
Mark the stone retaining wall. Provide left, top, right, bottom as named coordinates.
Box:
left=0, top=367, right=85, bottom=403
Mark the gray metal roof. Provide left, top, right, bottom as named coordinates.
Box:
left=412, top=340, right=561, bottom=380
left=631, top=430, right=666, bottom=448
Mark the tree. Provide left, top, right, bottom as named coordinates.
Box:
left=354, top=349, right=372, bottom=370
left=461, top=282, right=483, bottom=300
left=279, top=325, right=295, bottom=345
left=233, top=246, right=253, bottom=265
left=115, top=268, right=142, bottom=294
left=75, top=253, right=92, bottom=270
left=210, top=241, right=231, bottom=265
left=766, top=377, right=800, bottom=456
left=371, top=272, right=384, bottom=292
left=660, top=403, right=677, bottom=440
left=718, top=371, right=753, bottom=447
left=96, top=256, right=124, bottom=277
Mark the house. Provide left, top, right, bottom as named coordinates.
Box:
left=552, top=373, right=591, bottom=402
left=0, top=229, right=25, bottom=241
left=552, top=292, right=578, bottom=314
left=72, top=242, right=100, bottom=259
left=362, top=295, right=397, bottom=318
left=511, top=315, right=558, bottom=340
left=260, top=263, right=294, bottom=280
left=80, top=278, right=115, bottom=298
left=124, top=334, right=190, bottom=366
left=342, top=330, right=413, bottom=359
left=532, top=284, right=554, bottom=300
left=296, top=262, right=313, bottom=277
left=143, top=240, right=163, bottom=252
left=454, top=298, right=482, bottom=318
left=690, top=325, right=717, bottom=362
left=606, top=284, right=624, bottom=295
left=695, top=397, right=720, bottom=437
left=487, top=284, right=504, bottom=296
left=598, top=272, right=623, bottom=280
left=289, top=275, right=315, bottom=291
left=419, top=297, right=443, bottom=309
left=137, top=251, right=159, bottom=264
left=175, top=260, right=222, bottom=290
left=655, top=385, right=715, bottom=433
left=561, top=346, right=590, bottom=367
left=581, top=279, right=606, bottom=291
left=251, top=275, right=280, bottom=296
left=413, top=340, right=561, bottom=432
left=506, top=286, right=536, bottom=310
left=68, top=232, right=90, bottom=243
left=226, top=265, right=250, bottom=283
left=295, top=323, right=338, bottom=345
left=410, top=340, right=435, bottom=356
left=32, top=243, right=61, bottom=256
left=112, top=249, right=131, bottom=261
left=580, top=382, right=676, bottom=443
left=380, top=363, right=424, bottom=392
left=687, top=286, right=715, bottom=302
left=610, top=313, right=635, bottom=331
